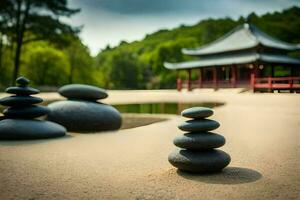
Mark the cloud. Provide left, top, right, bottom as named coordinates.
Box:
left=71, top=0, right=300, bottom=15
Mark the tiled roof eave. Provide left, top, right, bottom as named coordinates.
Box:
left=164, top=53, right=300, bottom=70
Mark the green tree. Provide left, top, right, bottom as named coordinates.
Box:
left=0, top=0, right=11, bottom=75
left=24, top=45, right=69, bottom=86
left=98, top=50, right=142, bottom=89
left=64, top=36, right=94, bottom=84
left=0, top=0, right=80, bottom=84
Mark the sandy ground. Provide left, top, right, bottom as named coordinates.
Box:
left=0, top=89, right=300, bottom=200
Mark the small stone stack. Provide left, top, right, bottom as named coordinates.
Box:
left=0, top=77, right=66, bottom=140
left=47, top=84, right=122, bottom=132
left=168, top=107, right=231, bottom=173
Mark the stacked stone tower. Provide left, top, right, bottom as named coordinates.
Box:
left=47, top=84, right=122, bottom=132
left=0, top=77, right=66, bottom=140
left=168, top=107, right=231, bottom=173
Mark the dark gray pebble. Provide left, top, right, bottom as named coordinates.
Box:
left=181, top=107, right=213, bottom=119
left=3, top=105, right=50, bottom=119
left=178, top=119, right=220, bottom=132
left=47, top=100, right=121, bottom=132
left=168, top=149, right=231, bottom=173
left=0, top=96, right=43, bottom=106
left=174, top=132, right=225, bottom=149
left=6, top=86, right=40, bottom=95
left=16, top=77, right=30, bottom=86
left=0, top=119, right=66, bottom=140
left=59, top=84, right=108, bottom=100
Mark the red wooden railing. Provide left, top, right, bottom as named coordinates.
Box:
left=177, top=76, right=300, bottom=92
left=177, top=78, right=248, bottom=91
left=251, top=75, right=300, bottom=91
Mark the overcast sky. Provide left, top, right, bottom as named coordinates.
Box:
left=67, top=0, right=300, bottom=55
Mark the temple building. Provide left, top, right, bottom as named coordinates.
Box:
left=164, top=23, right=300, bottom=92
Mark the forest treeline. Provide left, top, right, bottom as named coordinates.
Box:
left=1, top=3, right=299, bottom=90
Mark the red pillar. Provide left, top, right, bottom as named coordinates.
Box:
left=268, top=76, right=272, bottom=93
left=198, top=68, right=203, bottom=88
left=250, top=65, right=256, bottom=89
left=250, top=73, right=255, bottom=91
left=231, top=65, right=236, bottom=88
left=187, top=69, right=192, bottom=91
left=289, top=77, right=293, bottom=90
left=213, top=67, right=218, bottom=90
left=177, top=78, right=182, bottom=91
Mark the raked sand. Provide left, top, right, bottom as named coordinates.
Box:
left=0, top=89, right=300, bottom=199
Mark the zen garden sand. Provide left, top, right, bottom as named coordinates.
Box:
left=0, top=89, right=299, bottom=199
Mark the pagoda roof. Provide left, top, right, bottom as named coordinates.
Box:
left=164, top=52, right=300, bottom=70
left=182, top=24, right=300, bottom=56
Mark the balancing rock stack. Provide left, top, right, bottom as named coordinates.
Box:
left=47, top=84, right=122, bottom=132
left=168, top=107, right=231, bottom=173
left=0, top=77, right=66, bottom=140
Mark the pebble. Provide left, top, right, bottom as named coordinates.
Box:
left=168, top=149, right=231, bottom=173
left=3, top=106, right=50, bottom=118
left=0, top=96, right=43, bottom=106
left=178, top=119, right=220, bottom=132
left=181, top=107, right=213, bottom=119
left=47, top=100, right=122, bottom=132
left=16, top=77, right=30, bottom=86
left=173, top=132, right=225, bottom=149
left=59, top=84, right=108, bottom=100
left=0, top=119, right=66, bottom=140
left=6, top=86, right=40, bottom=95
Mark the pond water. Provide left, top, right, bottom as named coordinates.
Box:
left=0, top=102, right=224, bottom=116
left=114, top=102, right=223, bottom=115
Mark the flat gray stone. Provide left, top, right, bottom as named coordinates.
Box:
left=6, top=86, right=39, bottom=95
left=174, top=132, right=225, bottom=149
left=0, top=96, right=43, bottom=106
left=47, top=100, right=122, bottom=132
left=16, top=77, right=29, bottom=86
left=0, top=119, right=66, bottom=140
left=3, top=105, right=50, bottom=119
left=168, top=149, right=231, bottom=173
left=181, top=107, right=213, bottom=119
left=178, top=119, right=220, bottom=132
left=59, top=84, right=108, bottom=100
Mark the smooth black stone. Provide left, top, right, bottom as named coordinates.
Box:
left=174, top=132, right=225, bottom=149
left=0, top=119, right=66, bottom=140
left=168, top=149, right=231, bottom=173
left=178, top=119, right=220, bottom=132
left=181, top=107, right=213, bottom=119
left=6, top=86, right=40, bottom=95
left=3, top=105, right=50, bottom=119
left=47, top=100, right=122, bottom=132
left=59, top=84, right=108, bottom=100
left=0, top=96, right=43, bottom=106
left=16, top=77, right=30, bottom=86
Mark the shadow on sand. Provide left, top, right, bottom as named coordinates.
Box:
left=177, top=167, right=262, bottom=185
